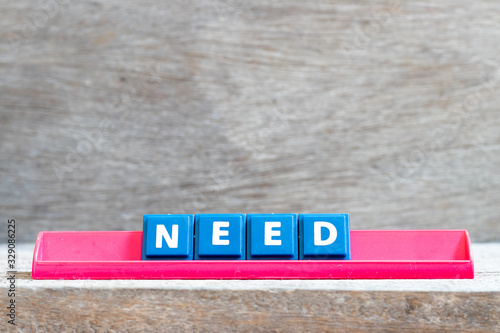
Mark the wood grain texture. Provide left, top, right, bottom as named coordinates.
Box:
left=1, top=243, right=499, bottom=332
left=6, top=289, right=499, bottom=332
left=1, top=1, right=500, bottom=242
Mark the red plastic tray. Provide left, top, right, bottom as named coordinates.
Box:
left=32, top=230, right=473, bottom=279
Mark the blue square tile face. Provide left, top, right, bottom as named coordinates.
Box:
left=194, top=214, right=246, bottom=260
left=247, top=214, right=298, bottom=260
left=299, top=214, right=350, bottom=260
left=142, top=214, right=194, bottom=260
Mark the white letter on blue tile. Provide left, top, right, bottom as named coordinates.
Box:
left=265, top=222, right=282, bottom=246
left=314, top=221, right=337, bottom=246
left=212, top=221, right=230, bottom=245
left=156, top=224, right=178, bottom=248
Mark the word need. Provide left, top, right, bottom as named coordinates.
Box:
left=142, top=214, right=350, bottom=260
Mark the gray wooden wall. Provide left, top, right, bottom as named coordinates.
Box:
left=1, top=0, right=499, bottom=242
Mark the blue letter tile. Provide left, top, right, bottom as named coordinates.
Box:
left=142, top=214, right=194, bottom=260
left=195, top=214, right=246, bottom=260
left=247, top=214, right=298, bottom=260
left=299, top=214, right=350, bottom=259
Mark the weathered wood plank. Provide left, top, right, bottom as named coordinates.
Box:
left=6, top=290, right=498, bottom=332
left=1, top=1, right=500, bottom=242
left=1, top=243, right=499, bottom=332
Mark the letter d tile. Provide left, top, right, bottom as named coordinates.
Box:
left=299, top=214, right=350, bottom=260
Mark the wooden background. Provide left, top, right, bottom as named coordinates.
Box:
left=1, top=0, right=500, bottom=242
